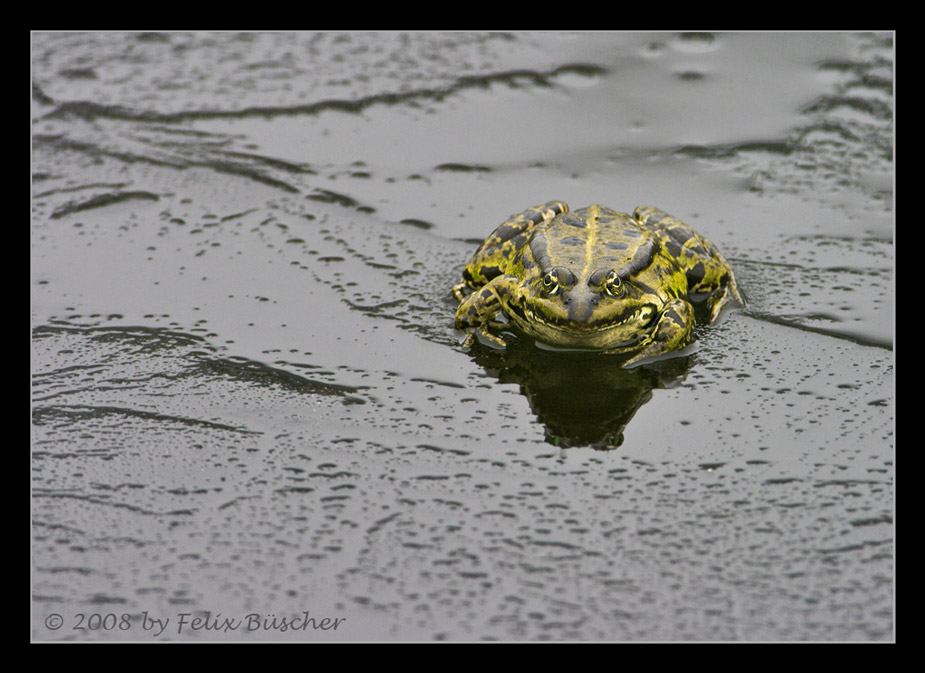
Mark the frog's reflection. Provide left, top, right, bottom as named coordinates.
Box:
left=467, top=334, right=692, bottom=450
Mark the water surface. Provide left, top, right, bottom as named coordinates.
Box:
left=32, top=31, right=893, bottom=641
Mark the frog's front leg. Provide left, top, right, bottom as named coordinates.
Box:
left=623, top=298, right=695, bottom=366
left=455, top=275, right=518, bottom=349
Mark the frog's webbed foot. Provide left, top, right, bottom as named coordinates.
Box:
left=455, top=278, right=512, bottom=351
left=699, top=277, right=747, bottom=323
left=460, top=326, right=508, bottom=351
left=704, top=288, right=734, bottom=323
left=623, top=299, right=694, bottom=367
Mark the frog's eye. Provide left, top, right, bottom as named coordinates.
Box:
left=604, top=270, right=624, bottom=298
left=542, top=272, right=560, bottom=296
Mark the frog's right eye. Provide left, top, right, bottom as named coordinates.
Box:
left=542, top=272, right=560, bottom=296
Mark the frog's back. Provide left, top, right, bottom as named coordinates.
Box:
left=539, top=205, right=657, bottom=277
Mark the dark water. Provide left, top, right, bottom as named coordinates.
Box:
left=32, top=32, right=893, bottom=641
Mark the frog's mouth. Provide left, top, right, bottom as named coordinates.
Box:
left=510, top=301, right=659, bottom=349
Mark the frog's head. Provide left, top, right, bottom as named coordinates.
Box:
left=510, top=265, right=663, bottom=350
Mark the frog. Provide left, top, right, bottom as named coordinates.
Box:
left=452, top=201, right=745, bottom=366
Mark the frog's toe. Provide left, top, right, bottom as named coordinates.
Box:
left=460, top=327, right=507, bottom=351
left=460, top=330, right=476, bottom=349
left=452, top=281, right=471, bottom=303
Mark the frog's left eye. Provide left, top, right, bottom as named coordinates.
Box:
left=542, top=272, right=560, bottom=296
left=604, top=270, right=624, bottom=298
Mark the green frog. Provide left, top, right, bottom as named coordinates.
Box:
left=453, top=201, right=744, bottom=366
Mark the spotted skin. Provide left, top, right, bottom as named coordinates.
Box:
left=454, top=202, right=744, bottom=365
left=453, top=201, right=567, bottom=300
left=632, top=206, right=743, bottom=322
